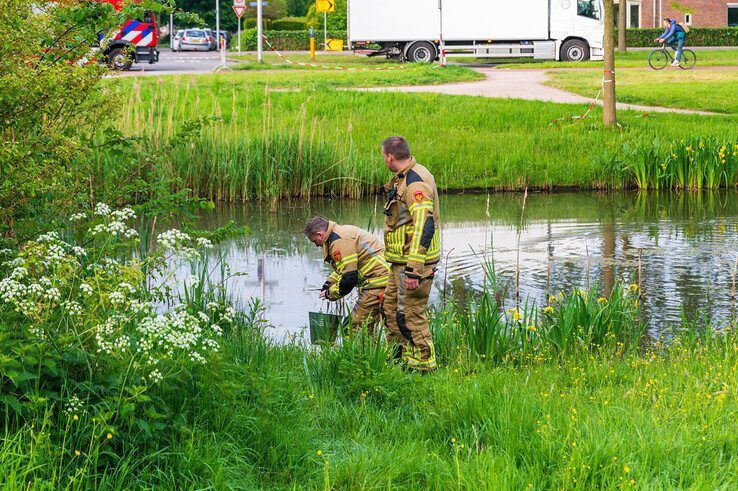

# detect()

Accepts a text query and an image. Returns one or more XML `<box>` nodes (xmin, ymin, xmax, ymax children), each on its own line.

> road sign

<box><xmin>316</xmin><ymin>0</ymin><xmax>334</xmax><ymax>13</ymax></box>
<box><xmin>234</xmin><ymin>0</ymin><xmax>246</xmax><ymax>5</ymax></box>
<box><xmin>249</xmin><ymin>1</ymin><xmax>267</xmax><ymax>5</ymax></box>
<box><xmin>232</xmin><ymin>5</ymin><xmax>246</xmax><ymax>17</ymax></box>
<box><xmin>325</xmin><ymin>38</ymin><xmax>343</xmax><ymax>51</ymax></box>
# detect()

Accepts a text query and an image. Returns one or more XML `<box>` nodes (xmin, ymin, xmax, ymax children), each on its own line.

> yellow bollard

<box><xmin>309</xmin><ymin>27</ymin><xmax>316</xmax><ymax>60</ymax></box>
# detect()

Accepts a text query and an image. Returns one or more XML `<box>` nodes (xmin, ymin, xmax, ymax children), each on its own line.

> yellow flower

<box><xmin>316</xmin><ymin>450</ymin><xmax>323</xmax><ymax>456</ymax></box>
<box><xmin>624</xmin><ymin>465</ymin><xmax>631</xmax><ymax>474</ymax></box>
<box><xmin>528</xmin><ymin>325</ymin><xmax>537</xmax><ymax>332</ymax></box>
<box><xmin>597</xmin><ymin>297</ymin><xmax>607</xmax><ymax>304</ymax></box>
<box><xmin>548</xmin><ymin>295</ymin><xmax>557</xmax><ymax>303</ymax></box>
<box><xmin>75</xmin><ymin>450</ymin><xmax>81</xmax><ymax>456</ymax></box>
<box><xmin>451</xmin><ymin>437</ymin><xmax>456</xmax><ymax>443</ymax></box>
<box><xmin>571</xmin><ymin>441</ymin><xmax>577</xmax><ymax>447</ymax></box>
<box><xmin>73</xmin><ymin>414</ymin><xmax>79</xmax><ymax>421</ymax></box>
<box><xmin>543</xmin><ymin>306</ymin><xmax>554</xmax><ymax>314</ymax></box>
<box><xmin>630</xmin><ymin>284</ymin><xmax>638</xmax><ymax>291</ymax></box>
<box><xmin>106</xmin><ymin>433</ymin><xmax>113</xmax><ymax>440</ymax></box>
<box><xmin>460</xmin><ymin>444</ymin><xmax>465</xmax><ymax>449</ymax></box>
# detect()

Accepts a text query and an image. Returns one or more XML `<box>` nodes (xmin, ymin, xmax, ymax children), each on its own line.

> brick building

<box><xmin>614</xmin><ymin>1</ymin><xmax>738</xmax><ymax>28</ymax></box>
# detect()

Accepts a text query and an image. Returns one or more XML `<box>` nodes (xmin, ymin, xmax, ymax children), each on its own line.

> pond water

<box><xmin>194</xmin><ymin>191</ymin><xmax>738</xmax><ymax>341</ymax></box>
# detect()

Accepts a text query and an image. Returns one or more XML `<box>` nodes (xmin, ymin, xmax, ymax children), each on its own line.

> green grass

<box><xmin>229</xmin><ymin>51</ymin><xmax>408</xmax><ymax>70</ymax></box>
<box><xmin>495</xmin><ymin>48</ymin><xmax>738</xmax><ymax>69</ymax></box>
<box><xmin>6</xmin><ymin>284</ymin><xmax>738</xmax><ymax>489</ymax></box>
<box><xmin>546</xmin><ymin>67</ymin><xmax>738</xmax><ymax>114</ymax></box>
<box><xmin>97</xmin><ymin>73</ymin><xmax>738</xmax><ymax>202</ymax></box>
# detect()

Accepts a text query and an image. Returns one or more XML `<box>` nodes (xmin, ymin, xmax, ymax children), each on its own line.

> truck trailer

<box><xmin>348</xmin><ymin>0</ymin><xmax>605</xmax><ymax>63</ymax></box>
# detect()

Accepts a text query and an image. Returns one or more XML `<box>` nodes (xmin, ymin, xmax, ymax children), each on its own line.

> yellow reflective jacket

<box><xmin>382</xmin><ymin>159</ymin><xmax>441</xmax><ymax>279</ymax></box>
<box><xmin>321</xmin><ymin>222</ymin><xmax>389</xmax><ymax>301</ymax></box>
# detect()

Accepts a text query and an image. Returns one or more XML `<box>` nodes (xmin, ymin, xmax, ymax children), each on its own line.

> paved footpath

<box><xmin>361</xmin><ymin>67</ymin><xmax>719</xmax><ymax>115</ymax></box>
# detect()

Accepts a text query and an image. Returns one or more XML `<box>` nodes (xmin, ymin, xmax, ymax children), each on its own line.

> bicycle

<box><xmin>648</xmin><ymin>43</ymin><xmax>696</xmax><ymax>70</ymax></box>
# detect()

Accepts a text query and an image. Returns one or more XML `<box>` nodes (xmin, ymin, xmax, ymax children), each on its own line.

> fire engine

<box><xmin>100</xmin><ymin>0</ymin><xmax>159</xmax><ymax>70</ymax></box>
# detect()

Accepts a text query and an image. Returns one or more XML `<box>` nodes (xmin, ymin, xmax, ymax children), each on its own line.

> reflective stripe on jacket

<box><xmin>322</xmin><ymin>222</ymin><xmax>389</xmax><ymax>301</ymax></box>
<box><xmin>382</xmin><ymin>159</ymin><xmax>442</xmax><ymax>279</ymax></box>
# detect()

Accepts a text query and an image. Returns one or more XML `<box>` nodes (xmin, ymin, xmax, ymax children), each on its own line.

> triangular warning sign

<box><xmin>232</xmin><ymin>5</ymin><xmax>247</xmax><ymax>17</ymax></box>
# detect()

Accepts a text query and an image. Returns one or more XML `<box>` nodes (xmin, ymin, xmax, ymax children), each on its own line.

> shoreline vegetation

<box><xmin>98</xmin><ymin>74</ymin><xmax>738</xmax><ymax>204</ymax></box>
<box><xmin>2</xmin><ymin>206</ymin><xmax>738</xmax><ymax>488</ymax></box>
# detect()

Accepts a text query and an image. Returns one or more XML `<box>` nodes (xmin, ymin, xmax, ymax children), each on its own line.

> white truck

<box><xmin>348</xmin><ymin>0</ymin><xmax>604</xmax><ymax>63</ymax></box>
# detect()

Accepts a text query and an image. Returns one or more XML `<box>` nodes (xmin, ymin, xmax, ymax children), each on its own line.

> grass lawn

<box><xmin>545</xmin><ymin>67</ymin><xmax>738</xmax><ymax>114</ymax></box>
<box><xmin>494</xmin><ymin>48</ymin><xmax>738</xmax><ymax>69</ymax></box>
<box><xmin>229</xmin><ymin>52</ymin><xmax>407</xmax><ymax>69</ymax></box>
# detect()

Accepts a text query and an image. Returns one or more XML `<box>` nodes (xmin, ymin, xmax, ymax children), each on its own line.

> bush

<box><xmin>270</xmin><ymin>16</ymin><xmax>307</xmax><ymax>30</ymax></box>
<box><xmin>616</xmin><ymin>27</ymin><xmax>738</xmax><ymax>47</ymax></box>
<box><xmin>234</xmin><ymin>28</ymin><xmax>347</xmax><ymax>51</ymax></box>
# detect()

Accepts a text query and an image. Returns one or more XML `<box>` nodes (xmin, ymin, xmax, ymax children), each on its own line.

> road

<box><xmin>112</xmin><ymin>49</ymin><xmax>238</xmax><ymax>76</ymax></box>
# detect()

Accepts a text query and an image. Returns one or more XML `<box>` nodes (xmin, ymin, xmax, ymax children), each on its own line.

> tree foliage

<box><xmin>0</xmin><ymin>0</ymin><xmax>195</xmax><ymax>246</ymax></box>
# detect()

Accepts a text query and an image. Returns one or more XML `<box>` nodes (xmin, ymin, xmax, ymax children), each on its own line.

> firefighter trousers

<box><xmin>348</xmin><ymin>287</ymin><xmax>384</xmax><ymax>337</ymax></box>
<box><xmin>382</xmin><ymin>264</ymin><xmax>437</xmax><ymax>371</ymax></box>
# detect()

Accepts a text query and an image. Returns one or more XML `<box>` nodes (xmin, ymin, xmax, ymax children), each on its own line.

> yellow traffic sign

<box><xmin>325</xmin><ymin>38</ymin><xmax>343</xmax><ymax>51</ymax></box>
<box><xmin>316</xmin><ymin>0</ymin><xmax>335</xmax><ymax>13</ymax></box>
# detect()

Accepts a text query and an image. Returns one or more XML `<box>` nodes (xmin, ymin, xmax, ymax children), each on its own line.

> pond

<box><xmin>193</xmin><ymin>191</ymin><xmax>738</xmax><ymax>341</ymax></box>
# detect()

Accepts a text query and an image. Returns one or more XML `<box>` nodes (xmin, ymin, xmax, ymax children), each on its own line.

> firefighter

<box><xmin>380</xmin><ymin>136</ymin><xmax>441</xmax><ymax>372</ymax></box>
<box><xmin>304</xmin><ymin>217</ymin><xmax>389</xmax><ymax>336</ymax></box>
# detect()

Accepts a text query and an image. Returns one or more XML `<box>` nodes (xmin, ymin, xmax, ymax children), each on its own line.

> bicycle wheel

<box><xmin>679</xmin><ymin>49</ymin><xmax>697</xmax><ymax>70</ymax></box>
<box><xmin>648</xmin><ymin>49</ymin><xmax>668</xmax><ymax>70</ymax></box>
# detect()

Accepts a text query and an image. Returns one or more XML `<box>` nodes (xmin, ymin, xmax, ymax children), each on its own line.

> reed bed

<box><xmin>94</xmin><ymin>74</ymin><xmax>738</xmax><ymax>203</ymax></box>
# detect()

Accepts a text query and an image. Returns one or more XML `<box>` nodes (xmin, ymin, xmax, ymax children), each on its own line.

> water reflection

<box><xmin>195</xmin><ymin>191</ymin><xmax>738</xmax><ymax>340</ymax></box>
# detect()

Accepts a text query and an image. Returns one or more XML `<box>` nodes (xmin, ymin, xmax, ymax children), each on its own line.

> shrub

<box><xmin>616</xmin><ymin>27</ymin><xmax>738</xmax><ymax>47</ymax></box>
<box><xmin>234</xmin><ymin>28</ymin><xmax>347</xmax><ymax>51</ymax></box>
<box><xmin>0</xmin><ymin>204</ymin><xmax>238</xmax><ymax>470</ymax></box>
<box><xmin>270</xmin><ymin>16</ymin><xmax>307</xmax><ymax>30</ymax></box>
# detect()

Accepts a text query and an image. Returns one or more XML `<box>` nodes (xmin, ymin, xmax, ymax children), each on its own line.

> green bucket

<box><xmin>308</xmin><ymin>312</ymin><xmax>343</xmax><ymax>345</ymax></box>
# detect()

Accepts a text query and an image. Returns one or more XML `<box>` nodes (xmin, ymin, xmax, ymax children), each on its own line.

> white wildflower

<box><xmin>63</xmin><ymin>300</ymin><xmax>83</xmax><ymax>316</ymax></box>
<box><xmin>148</xmin><ymin>369</ymin><xmax>163</xmax><ymax>384</ymax></box>
<box><xmin>195</xmin><ymin>237</ymin><xmax>213</xmax><ymax>249</ymax></box>
<box><xmin>79</xmin><ymin>283</ymin><xmax>93</xmax><ymax>295</ymax></box>
<box><xmin>156</xmin><ymin>229</ymin><xmax>191</xmax><ymax>249</ymax></box>
<box><xmin>70</xmin><ymin>212</ymin><xmax>88</xmax><ymax>222</ymax></box>
<box><xmin>109</xmin><ymin>291</ymin><xmax>125</xmax><ymax>306</ymax></box>
<box><xmin>94</xmin><ymin>203</ymin><xmax>111</xmax><ymax>217</ymax></box>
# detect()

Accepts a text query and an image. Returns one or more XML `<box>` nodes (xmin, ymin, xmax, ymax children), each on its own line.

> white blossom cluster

<box><xmin>135</xmin><ymin>304</ymin><xmax>222</xmax><ymax>363</ymax></box>
<box><xmin>65</xmin><ymin>395</ymin><xmax>83</xmax><ymax>414</ymax></box>
<box><xmin>90</xmin><ymin>203</ymin><xmax>138</xmax><ymax>239</ymax></box>
<box><xmin>156</xmin><ymin>229</ymin><xmax>206</xmax><ymax>261</ymax></box>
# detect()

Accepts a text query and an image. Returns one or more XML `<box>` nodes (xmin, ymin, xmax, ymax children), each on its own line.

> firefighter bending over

<box><xmin>304</xmin><ymin>217</ymin><xmax>389</xmax><ymax>336</ymax></box>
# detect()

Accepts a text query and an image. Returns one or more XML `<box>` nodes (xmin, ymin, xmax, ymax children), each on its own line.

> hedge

<box><xmin>233</xmin><ymin>29</ymin><xmax>347</xmax><ymax>51</ymax></box>
<box><xmin>616</xmin><ymin>27</ymin><xmax>738</xmax><ymax>47</ymax></box>
<box><xmin>270</xmin><ymin>16</ymin><xmax>307</xmax><ymax>30</ymax></box>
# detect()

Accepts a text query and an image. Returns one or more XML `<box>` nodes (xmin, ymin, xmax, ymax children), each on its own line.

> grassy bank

<box><xmin>99</xmin><ymin>74</ymin><xmax>738</xmax><ymax>201</ymax></box>
<box><xmin>495</xmin><ymin>48</ymin><xmax>738</xmax><ymax>69</ymax></box>
<box><xmin>5</xmin><ymin>276</ymin><xmax>738</xmax><ymax>488</ymax></box>
<box><xmin>546</xmin><ymin>68</ymin><xmax>738</xmax><ymax>114</ymax></box>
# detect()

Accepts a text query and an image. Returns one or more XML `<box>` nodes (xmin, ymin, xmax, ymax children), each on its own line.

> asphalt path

<box><xmin>112</xmin><ymin>49</ymin><xmax>238</xmax><ymax>76</ymax></box>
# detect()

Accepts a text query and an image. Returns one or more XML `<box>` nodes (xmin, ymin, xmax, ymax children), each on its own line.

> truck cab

<box><xmin>99</xmin><ymin>0</ymin><xmax>160</xmax><ymax>70</ymax></box>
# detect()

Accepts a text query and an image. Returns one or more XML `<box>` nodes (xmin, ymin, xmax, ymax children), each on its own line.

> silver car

<box><xmin>172</xmin><ymin>29</ymin><xmax>184</xmax><ymax>51</ymax></box>
<box><xmin>179</xmin><ymin>29</ymin><xmax>210</xmax><ymax>52</ymax></box>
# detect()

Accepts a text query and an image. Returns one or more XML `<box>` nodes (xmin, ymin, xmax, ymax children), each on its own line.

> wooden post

<box><xmin>603</xmin><ymin>0</ymin><xmax>617</xmax><ymax>127</ymax></box>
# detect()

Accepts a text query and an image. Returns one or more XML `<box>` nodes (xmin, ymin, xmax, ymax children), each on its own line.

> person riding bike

<box><xmin>654</xmin><ymin>18</ymin><xmax>688</xmax><ymax>67</ymax></box>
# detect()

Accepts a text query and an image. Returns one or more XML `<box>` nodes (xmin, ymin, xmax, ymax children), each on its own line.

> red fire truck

<box><xmin>100</xmin><ymin>0</ymin><xmax>159</xmax><ymax>70</ymax></box>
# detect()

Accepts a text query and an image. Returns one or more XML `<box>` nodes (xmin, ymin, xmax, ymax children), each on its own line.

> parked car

<box><xmin>178</xmin><ymin>29</ymin><xmax>210</xmax><ymax>51</ymax></box>
<box><xmin>172</xmin><ymin>29</ymin><xmax>184</xmax><ymax>51</ymax></box>
<box><xmin>203</xmin><ymin>28</ymin><xmax>217</xmax><ymax>51</ymax></box>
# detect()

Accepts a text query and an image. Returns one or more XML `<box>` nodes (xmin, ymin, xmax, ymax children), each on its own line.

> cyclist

<box><xmin>654</xmin><ymin>18</ymin><xmax>688</xmax><ymax>67</ymax></box>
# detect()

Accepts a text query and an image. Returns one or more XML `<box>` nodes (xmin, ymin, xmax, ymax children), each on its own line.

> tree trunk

<box><xmin>603</xmin><ymin>0</ymin><xmax>617</xmax><ymax>127</ymax></box>
<box><xmin>618</xmin><ymin>0</ymin><xmax>627</xmax><ymax>52</ymax></box>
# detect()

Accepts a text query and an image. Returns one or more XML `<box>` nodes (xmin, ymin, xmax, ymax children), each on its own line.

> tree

<box><xmin>603</xmin><ymin>0</ymin><xmax>617</xmax><ymax>127</ymax></box>
<box><xmin>307</xmin><ymin>0</ymin><xmax>346</xmax><ymax>30</ymax></box>
<box><xmin>618</xmin><ymin>0</ymin><xmax>627</xmax><ymax>52</ymax></box>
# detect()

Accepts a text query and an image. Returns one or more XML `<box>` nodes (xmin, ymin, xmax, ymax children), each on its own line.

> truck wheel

<box><xmin>560</xmin><ymin>39</ymin><xmax>590</xmax><ymax>62</ymax></box>
<box><xmin>406</xmin><ymin>41</ymin><xmax>436</xmax><ymax>63</ymax></box>
<box><xmin>108</xmin><ymin>48</ymin><xmax>133</xmax><ymax>71</ymax></box>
